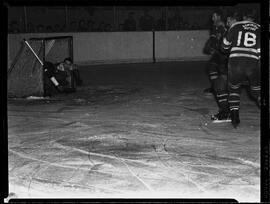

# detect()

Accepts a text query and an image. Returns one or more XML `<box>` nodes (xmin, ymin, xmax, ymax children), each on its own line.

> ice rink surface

<box><xmin>7</xmin><ymin>61</ymin><xmax>261</xmax><ymax>202</ymax></box>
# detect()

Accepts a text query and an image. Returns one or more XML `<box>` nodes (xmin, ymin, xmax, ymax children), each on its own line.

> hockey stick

<box><xmin>23</xmin><ymin>39</ymin><xmax>44</xmax><ymax>66</ymax></box>
<box><xmin>23</xmin><ymin>39</ymin><xmax>60</xmax><ymax>88</ymax></box>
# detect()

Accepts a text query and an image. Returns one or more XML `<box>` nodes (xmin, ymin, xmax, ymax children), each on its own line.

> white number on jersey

<box><xmin>237</xmin><ymin>31</ymin><xmax>257</xmax><ymax>47</ymax></box>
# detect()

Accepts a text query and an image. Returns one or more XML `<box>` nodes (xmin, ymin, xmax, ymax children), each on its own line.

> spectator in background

<box><xmin>105</xmin><ymin>23</ymin><xmax>112</xmax><ymax>32</ymax></box>
<box><xmin>183</xmin><ymin>22</ymin><xmax>189</xmax><ymax>30</ymax></box>
<box><xmin>54</xmin><ymin>24</ymin><xmax>61</xmax><ymax>32</ymax></box>
<box><xmin>178</xmin><ymin>17</ymin><xmax>184</xmax><ymax>30</ymax></box>
<box><xmin>139</xmin><ymin>10</ymin><xmax>154</xmax><ymax>31</ymax></box>
<box><xmin>155</xmin><ymin>16</ymin><xmax>165</xmax><ymax>31</ymax></box>
<box><xmin>46</xmin><ymin>25</ymin><xmax>53</xmax><ymax>32</ymax></box>
<box><xmin>98</xmin><ymin>21</ymin><xmax>106</xmax><ymax>31</ymax></box>
<box><xmin>87</xmin><ymin>20</ymin><xmax>94</xmax><ymax>31</ymax></box>
<box><xmin>119</xmin><ymin>23</ymin><xmax>124</xmax><ymax>31</ymax></box>
<box><xmin>36</xmin><ymin>24</ymin><xmax>45</xmax><ymax>33</ymax></box>
<box><xmin>9</xmin><ymin>21</ymin><xmax>20</xmax><ymax>33</ymax></box>
<box><xmin>92</xmin><ymin>22</ymin><xmax>98</xmax><ymax>31</ymax></box>
<box><xmin>62</xmin><ymin>24</ymin><xmax>67</xmax><ymax>32</ymax></box>
<box><xmin>193</xmin><ymin>22</ymin><xmax>200</xmax><ymax>30</ymax></box>
<box><xmin>168</xmin><ymin>13</ymin><xmax>183</xmax><ymax>30</ymax></box>
<box><xmin>70</xmin><ymin>21</ymin><xmax>77</xmax><ymax>32</ymax></box>
<box><xmin>27</xmin><ymin>23</ymin><xmax>35</xmax><ymax>33</ymax></box>
<box><xmin>123</xmin><ymin>12</ymin><xmax>137</xmax><ymax>31</ymax></box>
<box><xmin>78</xmin><ymin>20</ymin><xmax>88</xmax><ymax>32</ymax></box>
<box><xmin>168</xmin><ymin>14</ymin><xmax>177</xmax><ymax>30</ymax></box>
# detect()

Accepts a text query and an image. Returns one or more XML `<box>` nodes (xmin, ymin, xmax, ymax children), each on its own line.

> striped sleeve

<box><xmin>222</xmin><ymin>26</ymin><xmax>233</xmax><ymax>50</ymax></box>
<box><xmin>222</xmin><ymin>37</ymin><xmax>231</xmax><ymax>50</ymax></box>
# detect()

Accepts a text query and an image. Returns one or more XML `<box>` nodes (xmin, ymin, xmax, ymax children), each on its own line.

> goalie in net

<box><xmin>8</xmin><ymin>36</ymin><xmax>82</xmax><ymax>98</ymax></box>
<box><xmin>43</xmin><ymin>57</ymin><xmax>83</xmax><ymax>96</ymax></box>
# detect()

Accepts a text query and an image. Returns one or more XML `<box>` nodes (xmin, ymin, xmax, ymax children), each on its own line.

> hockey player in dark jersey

<box><xmin>222</xmin><ymin>9</ymin><xmax>260</xmax><ymax>128</ymax></box>
<box><xmin>55</xmin><ymin>57</ymin><xmax>83</xmax><ymax>86</ymax></box>
<box><xmin>204</xmin><ymin>10</ymin><xmax>227</xmax><ymax>94</ymax></box>
<box><xmin>43</xmin><ymin>60</ymin><xmax>77</xmax><ymax>96</ymax></box>
<box><xmin>203</xmin><ymin>10</ymin><xmax>231</xmax><ymax>123</ymax></box>
<box><xmin>43</xmin><ymin>61</ymin><xmax>65</xmax><ymax>96</ymax></box>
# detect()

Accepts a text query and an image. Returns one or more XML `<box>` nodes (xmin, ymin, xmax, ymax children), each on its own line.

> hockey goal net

<box><xmin>8</xmin><ymin>36</ymin><xmax>73</xmax><ymax>98</ymax></box>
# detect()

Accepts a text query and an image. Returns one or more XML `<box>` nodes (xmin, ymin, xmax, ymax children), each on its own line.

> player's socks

<box><xmin>231</xmin><ymin>109</ymin><xmax>240</xmax><ymax>128</ymax></box>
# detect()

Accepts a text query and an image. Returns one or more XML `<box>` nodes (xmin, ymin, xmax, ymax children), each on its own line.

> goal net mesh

<box><xmin>8</xmin><ymin>36</ymin><xmax>72</xmax><ymax>98</ymax></box>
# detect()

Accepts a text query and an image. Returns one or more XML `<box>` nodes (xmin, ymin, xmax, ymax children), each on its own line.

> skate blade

<box><xmin>212</xmin><ymin>119</ymin><xmax>232</xmax><ymax>123</ymax></box>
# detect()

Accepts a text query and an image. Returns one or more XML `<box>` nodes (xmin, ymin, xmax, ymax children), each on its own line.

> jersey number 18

<box><xmin>237</xmin><ymin>31</ymin><xmax>257</xmax><ymax>47</ymax></box>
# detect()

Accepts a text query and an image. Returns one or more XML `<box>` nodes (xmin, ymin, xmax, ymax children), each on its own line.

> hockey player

<box><xmin>204</xmin><ymin>10</ymin><xmax>227</xmax><ymax>94</ymax></box>
<box><xmin>222</xmin><ymin>9</ymin><xmax>260</xmax><ymax>128</ymax></box>
<box><xmin>43</xmin><ymin>59</ymin><xmax>78</xmax><ymax>96</ymax></box>
<box><xmin>43</xmin><ymin>61</ymin><xmax>66</xmax><ymax>96</ymax></box>
<box><xmin>203</xmin><ymin>10</ymin><xmax>231</xmax><ymax>123</ymax></box>
<box><xmin>57</xmin><ymin>57</ymin><xmax>83</xmax><ymax>86</ymax></box>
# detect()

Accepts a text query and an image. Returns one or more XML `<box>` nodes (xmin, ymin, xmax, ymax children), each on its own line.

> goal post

<box><xmin>8</xmin><ymin>36</ymin><xmax>73</xmax><ymax>98</ymax></box>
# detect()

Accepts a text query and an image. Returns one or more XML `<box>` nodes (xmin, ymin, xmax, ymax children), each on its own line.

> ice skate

<box><xmin>211</xmin><ymin>109</ymin><xmax>231</xmax><ymax>123</ymax></box>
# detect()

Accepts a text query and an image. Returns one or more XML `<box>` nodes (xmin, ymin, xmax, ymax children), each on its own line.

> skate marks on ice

<box><xmin>8</xmin><ymin>108</ymin><xmax>205</xmax><ymax>196</ymax></box>
<box><xmin>8</xmin><ymin>119</ymin><xmax>260</xmax><ymax>200</ymax></box>
<box><xmin>7</xmin><ymin>86</ymin><xmax>260</xmax><ymax>200</ymax></box>
<box><xmin>9</xmin><ymin>133</ymin><xmax>206</xmax><ymax>196</ymax></box>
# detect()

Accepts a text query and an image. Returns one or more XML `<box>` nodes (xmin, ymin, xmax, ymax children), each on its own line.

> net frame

<box><xmin>29</xmin><ymin>36</ymin><xmax>73</xmax><ymax>64</ymax></box>
<box><xmin>8</xmin><ymin>36</ymin><xmax>73</xmax><ymax>98</ymax></box>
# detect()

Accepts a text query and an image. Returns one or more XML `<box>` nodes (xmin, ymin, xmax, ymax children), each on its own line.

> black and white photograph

<box><xmin>3</xmin><ymin>0</ymin><xmax>269</xmax><ymax>203</ymax></box>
